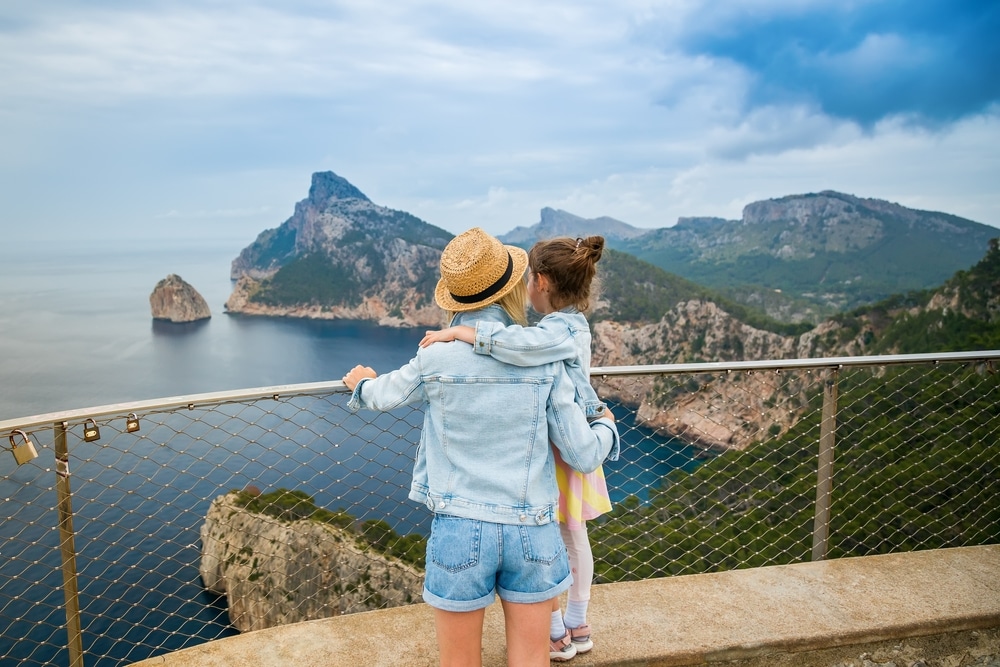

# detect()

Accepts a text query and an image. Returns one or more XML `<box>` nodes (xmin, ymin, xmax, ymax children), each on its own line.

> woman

<box><xmin>342</xmin><ymin>227</ymin><xmax>619</xmax><ymax>667</ymax></box>
<box><xmin>418</xmin><ymin>235</ymin><xmax>614</xmax><ymax>660</ymax></box>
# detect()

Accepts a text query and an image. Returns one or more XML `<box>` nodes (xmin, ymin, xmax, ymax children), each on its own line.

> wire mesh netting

<box><xmin>2</xmin><ymin>355</ymin><xmax>998</xmax><ymax>666</ymax></box>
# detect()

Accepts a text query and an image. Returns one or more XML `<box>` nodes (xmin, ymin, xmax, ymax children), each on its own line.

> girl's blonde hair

<box><xmin>528</xmin><ymin>236</ymin><xmax>604</xmax><ymax>312</ymax></box>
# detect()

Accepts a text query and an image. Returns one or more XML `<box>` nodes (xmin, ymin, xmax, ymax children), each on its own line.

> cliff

<box><xmin>199</xmin><ymin>492</ymin><xmax>423</xmax><ymax>632</ymax></box>
<box><xmin>590</xmin><ymin>238</ymin><xmax>999</xmax><ymax>450</ymax></box>
<box><xmin>591</xmin><ymin>299</ymin><xmax>822</xmax><ymax>451</ymax></box>
<box><xmin>149</xmin><ymin>274</ymin><xmax>211</xmax><ymax>323</ymax></box>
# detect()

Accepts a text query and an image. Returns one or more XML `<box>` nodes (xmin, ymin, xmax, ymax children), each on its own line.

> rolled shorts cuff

<box><xmin>423</xmin><ymin>587</ymin><xmax>495</xmax><ymax>613</ymax></box>
<box><xmin>498</xmin><ymin>571</ymin><xmax>573</xmax><ymax>605</ymax></box>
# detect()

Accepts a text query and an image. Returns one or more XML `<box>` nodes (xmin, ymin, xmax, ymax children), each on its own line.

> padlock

<box><xmin>83</xmin><ymin>418</ymin><xmax>101</xmax><ymax>442</ymax></box>
<box><xmin>9</xmin><ymin>430</ymin><xmax>39</xmax><ymax>465</ymax></box>
<box><xmin>125</xmin><ymin>413</ymin><xmax>140</xmax><ymax>433</ymax></box>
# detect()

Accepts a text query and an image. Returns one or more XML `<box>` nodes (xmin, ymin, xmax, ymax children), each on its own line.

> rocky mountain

<box><xmin>225</xmin><ymin>171</ymin><xmax>452</xmax><ymax>327</ymax></box>
<box><xmin>500</xmin><ymin>192</ymin><xmax>997</xmax><ymax>322</ymax></box>
<box><xmin>149</xmin><ymin>274</ymin><xmax>211</xmax><ymax>323</ymax></box>
<box><xmin>611</xmin><ymin>191</ymin><xmax>998</xmax><ymax>318</ymax></box>
<box><xmin>500</xmin><ymin>207</ymin><xmax>647</xmax><ymax>245</ymax></box>
<box><xmin>227</xmin><ymin>173</ymin><xmax>997</xmax><ymax>330</ymax></box>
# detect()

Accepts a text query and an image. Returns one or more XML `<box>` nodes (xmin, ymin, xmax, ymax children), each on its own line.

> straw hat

<box><xmin>434</xmin><ymin>227</ymin><xmax>529</xmax><ymax>312</ymax></box>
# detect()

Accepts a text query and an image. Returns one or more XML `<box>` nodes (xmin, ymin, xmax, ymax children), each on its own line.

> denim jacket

<box><xmin>472</xmin><ymin>308</ymin><xmax>619</xmax><ymax>461</ymax></box>
<box><xmin>347</xmin><ymin>305</ymin><xmax>619</xmax><ymax>526</ymax></box>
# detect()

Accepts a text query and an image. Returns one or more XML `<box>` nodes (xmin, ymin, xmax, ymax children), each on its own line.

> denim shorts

<box><xmin>422</xmin><ymin>514</ymin><xmax>572</xmax><ymax>612</ymax></box>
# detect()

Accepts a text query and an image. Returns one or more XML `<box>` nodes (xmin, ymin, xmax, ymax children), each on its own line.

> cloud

<box><xmin>663</xmin><ymin>0</ymin><xmax>1000</xmax><ymax>125</ymax></box>
<box><xmin>0</xmin><ymin>0</ymin><xmax>998</xmax><ymax>248</ymax></box>
<box><xmin>398</xmin><ymin>108</ymin><xmax>1000</xmax><ymax>236</ymax></box>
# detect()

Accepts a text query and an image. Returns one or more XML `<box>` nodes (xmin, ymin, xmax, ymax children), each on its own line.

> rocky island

<box><xmin>150</xmin><ymin>274</ymin><xmax>211</xmax><ymax>323</ymax></box>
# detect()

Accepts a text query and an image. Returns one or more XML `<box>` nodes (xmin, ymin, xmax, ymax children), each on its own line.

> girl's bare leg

<box><xmin>434</xmin><ymin>607</ymin><xmax>486</xmax><ymax>667</ymax></box>
<box><xmin>500</xmin><ymin>598</ymin><xmax>554</xmax><ymax>667</ymax></box>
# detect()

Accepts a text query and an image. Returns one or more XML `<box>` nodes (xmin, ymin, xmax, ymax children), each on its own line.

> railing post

<box><xmin>812</xmin><ymin>368</ymin><xmax>838</xmax><ymax>561</ymax></box>
<box><xmin>54</xmin><ymin>421</ymin><xmax>85</xmax><ymax>667</ymax></box>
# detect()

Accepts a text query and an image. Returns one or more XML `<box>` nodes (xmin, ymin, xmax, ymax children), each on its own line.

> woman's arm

<box><xmin>345</xmin><ymin>357</ymin><xmax>424</xmax><ymax>412</ymax></box>
<box><xmin>546</xmin><ymin>363</ymin><xmax>618</xmax><ymax>473</ymax></box>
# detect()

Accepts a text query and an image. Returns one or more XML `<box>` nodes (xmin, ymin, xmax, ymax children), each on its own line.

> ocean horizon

<box><xmin>1</xmin><ymin>238</ymin><xmax>433</xmax><ymax>420</ymax></box>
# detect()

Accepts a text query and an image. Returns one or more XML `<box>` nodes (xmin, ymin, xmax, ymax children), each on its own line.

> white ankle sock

<box><xmin>550</xmin><ymin>610</ymin><xmax>566</xmax><ymax>639</ymax></box>
<box><xmin>564</xmin><ymin>600</ymin><xmax>588</xmax><ymax>630</ymax></box>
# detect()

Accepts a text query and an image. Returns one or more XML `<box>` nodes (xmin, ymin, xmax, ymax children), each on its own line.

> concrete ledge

<box><xmin>130</xmin><ymin>545</ymin><xmax>1000</xmax><ymax>666</ymax></box>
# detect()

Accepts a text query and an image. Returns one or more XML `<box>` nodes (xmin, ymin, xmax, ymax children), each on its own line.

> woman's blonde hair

<box><xmin>444</xmin><ymin>276</ymin><xmax>528</xmax><ymax>326</ymax></box>
<box><xmin>496</xmin><ymin>278</ymin><xmax>529</xmax><ymax>325</ymax></box>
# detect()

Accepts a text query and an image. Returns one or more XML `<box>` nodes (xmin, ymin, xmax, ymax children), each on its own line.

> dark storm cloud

<box><xmin>676</xmin><ymin>0</ymin><xmax>1000</xmax><ymax>125</ymax></box>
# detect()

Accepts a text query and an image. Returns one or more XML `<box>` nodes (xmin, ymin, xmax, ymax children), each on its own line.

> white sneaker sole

<box><xmin>550</xmin><ymin>641</ymin><xmax>577</xmax><ymax>661</ymax></box>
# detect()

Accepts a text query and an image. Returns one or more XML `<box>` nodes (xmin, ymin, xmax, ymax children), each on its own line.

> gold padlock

<box><xmin>125</xmin><ymin>413</ymin><xmax>140</xmax><ymax>433</ymax></box>
<box><xmin>83</xmin><ymin>418</ymin><xmax>101</xmax><ymax>442</ymax></box>
<box><xmin>9</xmin><ymin>430</ymin><xmax>39</xmax><ymax>465</ymax></box>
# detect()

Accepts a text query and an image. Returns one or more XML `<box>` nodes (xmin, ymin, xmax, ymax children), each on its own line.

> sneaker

<box><xmin>549</xmin><ymin>631</ymin><xmax>577</xmax><ymax>661</ymax></box>
<box><xmin>568</xmin><ymin>624</ymin><xmax>593</xmax><ymax>654</ymax></box>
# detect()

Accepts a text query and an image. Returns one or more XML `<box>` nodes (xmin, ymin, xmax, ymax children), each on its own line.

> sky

<box><xmin>2</xmin><ymin>0</ymin><xmax>999</xmax><ymax>248</ymax></box>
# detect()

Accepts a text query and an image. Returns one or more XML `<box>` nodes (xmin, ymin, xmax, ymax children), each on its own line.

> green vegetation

<box><xmin>588</xmin><ymin>239</ymin><xmax>1000</xmax><ymax>581</ymax></box>
<box><xmin>612</xmin><ymin>193</ymin><xmax>997</xmax><ymax>319</ymax></box>
<box><xmin>232</xmin><ymin>488</ymin><xmax>427</xmax><ymax>568</ymax></box>
<box><xmin>590</xmin><ymin>362</ymin><xmax>999</xmax><ymax>581</ymax></box>
<box><xmin>835</xmin><ymin>237</ymin><xmax>1000</xmax><ymax>353</ymax></box>
<box><xmin>251</xmin><ymin>253</ymin><xmax>362</xmax><ymax>307</ymax></box>
<box><xmin>598</xmin><ymin>249</ymin><xmax>812</xmax><ymax>335</ymax></box>
<box><xmin>595</xmin><ymin>249</ymin><xmax>712</xmax><ymax>324</ymax></box>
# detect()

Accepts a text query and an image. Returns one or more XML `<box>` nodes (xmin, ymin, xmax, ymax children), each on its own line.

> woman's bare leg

<box><xmin>500</xmin><ymin>598</ymin><xmax>553</xmax><ymax>667</ymax></box>
<box><xmin>434</xmin><ymin>607</ymin><xmax>486</xmax><ymax>667</ymax></box>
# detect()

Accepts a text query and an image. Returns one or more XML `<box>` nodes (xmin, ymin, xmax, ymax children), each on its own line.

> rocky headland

<box><xmin>224</xmin><ymin>171</ymin><xmax>450</xmax><ymax>328</ymax></box>
<box><xmin>199</xmin><ymin>491</ymin><xmax>423</xmax><ymax>632</ymax></box>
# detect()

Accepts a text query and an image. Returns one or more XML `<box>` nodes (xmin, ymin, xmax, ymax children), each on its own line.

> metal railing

<box><xmin>2</xmin><ymin>352</ymin><xmax>998</xmax><ymax>666</ymax></box>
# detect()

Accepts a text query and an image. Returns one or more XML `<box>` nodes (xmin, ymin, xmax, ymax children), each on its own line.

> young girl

<box><xmin>419</xmin><ymin>235</ymin><xmax>615</xmax><ymax>662</ymax></box>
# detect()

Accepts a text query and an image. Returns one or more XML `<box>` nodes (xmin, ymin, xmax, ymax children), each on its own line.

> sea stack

<box><xmin>150</xmin><ymin>274</ymin><xmax>212</xmax><ymax>323</ymax></box>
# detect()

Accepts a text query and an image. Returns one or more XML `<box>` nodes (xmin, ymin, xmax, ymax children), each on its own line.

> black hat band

<box><xmin>450</xmin><ymin>252</ymin><xmax>514</xmax><ymax>304</ymax></box>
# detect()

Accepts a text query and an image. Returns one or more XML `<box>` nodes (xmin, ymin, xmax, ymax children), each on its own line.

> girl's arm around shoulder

<box><xmin>418</xmin><ymin>326</ymin><xmax>475</xmax><ymax>348</ymax></box>
<box><xmin>473</xmin><ymin>315</ymin><xmax>576</xmax><ymax>366</ymax></box>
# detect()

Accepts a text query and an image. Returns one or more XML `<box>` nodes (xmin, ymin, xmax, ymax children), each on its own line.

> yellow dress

<box><xmin>552</xmin><ymin>446</ymin><xmax>612</xmax><ymax>529</ymax></box>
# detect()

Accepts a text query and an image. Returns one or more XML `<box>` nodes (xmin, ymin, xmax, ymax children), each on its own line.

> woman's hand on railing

<box><xmin>342</xmin><ymin>365</ymin><xmax>377</xmax><ymax>391</ymax></box>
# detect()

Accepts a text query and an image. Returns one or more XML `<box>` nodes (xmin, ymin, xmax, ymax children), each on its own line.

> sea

<box><xmin>0</xmin><ymin>238</ymin><xmax>702</xmax><ymax>665</ymax></box>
